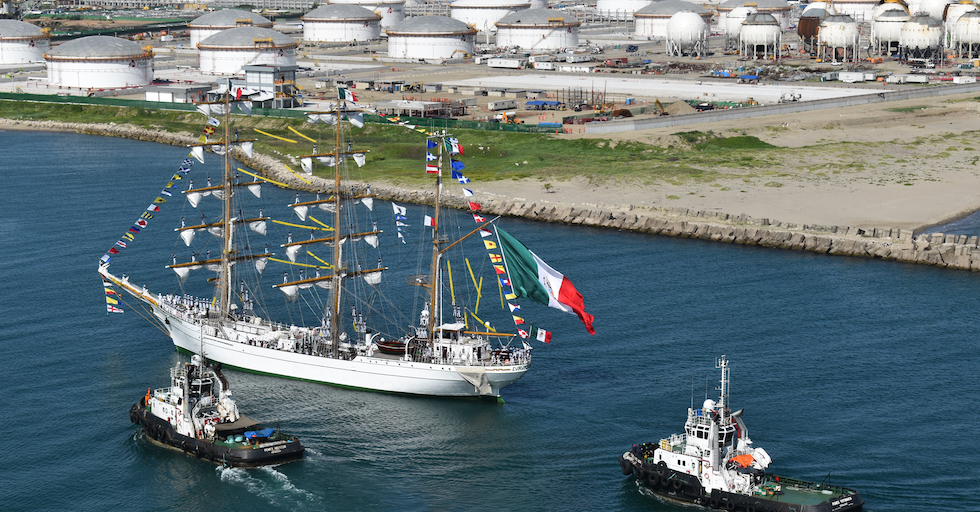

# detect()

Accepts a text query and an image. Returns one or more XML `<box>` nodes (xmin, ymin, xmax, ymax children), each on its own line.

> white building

<box><xmin>0</xmin><ymin>19</ymin><xmax>49</xmax><ymax>65</ymax></box>
<box><xmin>45</xmin><ymin>36</ymin><xmax>152</xmax><ymax>89</ymax></box>
<box><xmin>302</xmin><ymin>4</ymin><xmax>382</xmax><ymax>42</ymax></box>
<box><xmin>451</xmin><ymin>0</ymin><xmax>531</xmax><ymax>33</ymax></box>
<box><xmin>495</xmin><ymin>9</ymin><xmax>580</xmax><ymax>49</ymax></box>
<box><xmin>198</xmin><ymin>27</ymin><xmax>298</xmax><ymax>75</ymax></box>
<box><xmin>328</xmin><ymin>0</ymin><xmax>406</xmax><ymax>28</ymax></box>
<box><xmin>188</xmin><ymin>10</ymin><xmax>273</xmax><ymax>48</ymax></box>
<box><xmin>635</xmin><ymin>0</ymin><xmax>713</xmax><ymax>39</ymax></box>
<box><xmin>386</xmin><ymin>15</ymin><xmax>476</xmax><ymax>60</ymax></box>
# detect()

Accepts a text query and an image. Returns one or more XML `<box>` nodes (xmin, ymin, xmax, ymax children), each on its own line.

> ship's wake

<box><xmin>216</xmin><ymin>465</ymin><xmax>321</xmax><ymax>507</ymax></box>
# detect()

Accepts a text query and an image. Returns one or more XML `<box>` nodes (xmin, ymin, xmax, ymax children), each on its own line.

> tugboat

<box><xmin>618</xmin><ymin>356</ymin><xmax>864</xmax><ymax>512</ymax></box>
<box><xmin>129</xmin><ymin>355</ymin><xmax>304</xmax><ymax>467</ymax></box>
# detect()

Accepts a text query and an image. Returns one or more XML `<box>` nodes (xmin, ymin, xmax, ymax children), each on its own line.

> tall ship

<box><xmin>619</xmin><ymin>356</ymin><xmax>864</xmax><ymax>512</ymax></box>
<box><xmin>98</xmin><ymin>86</ymin><xmax>593</xmax><ymax>399</ymax></box>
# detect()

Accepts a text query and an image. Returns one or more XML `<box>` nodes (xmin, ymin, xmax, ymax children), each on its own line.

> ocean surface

<box><xmin>2</xmin><ymin>129</ymin><xmax>978</xmax><ymax>512</ymax></box>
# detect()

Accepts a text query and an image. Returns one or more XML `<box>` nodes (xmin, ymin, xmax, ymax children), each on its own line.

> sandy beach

<box><xmin>456</xmin><ymin>91</ymin><xmax>980</xmax><ymax>232</ymax></box>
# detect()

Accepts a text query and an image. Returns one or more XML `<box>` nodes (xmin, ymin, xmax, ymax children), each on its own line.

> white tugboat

<box><xmin>129</xmin><ymin>355</ymin><xmax>304</xmax><ymax>467</ymax></box>
<box><xmin>619</xmin><ymin>356</ymin><xmax>863</xmax><ymax>512</ymax></box>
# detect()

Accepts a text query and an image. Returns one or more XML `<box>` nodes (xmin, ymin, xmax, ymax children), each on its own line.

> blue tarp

<box><xmin>525</xmin><ymin>100</ymin><xmax>562</xmax><ymax>106</ymax></box>
<box><xmin>244</xmin><ymin>428</ymin><xmax>275</xmax><ymax>439</ymax></box>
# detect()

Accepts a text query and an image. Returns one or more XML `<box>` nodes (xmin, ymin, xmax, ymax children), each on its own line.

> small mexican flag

<box><xmin>496</xmin><ymin>226</ymin><xmax>594</xmax><ymax>335</ymax></box>
<box><xmin>339</xmin><ymin>87</ymin><xmax>357</xmax><ymax>102</ymax></box>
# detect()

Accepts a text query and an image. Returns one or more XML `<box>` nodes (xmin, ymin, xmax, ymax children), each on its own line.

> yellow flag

<box><xmin>484</xmin><ymin>240</ymin><xmax>497</xmax><ymax>250</ymax></box>
<box><xmin>106</xmin><ymin>297</ymin><xmax>118</xmax><ymax>305</ymax></box>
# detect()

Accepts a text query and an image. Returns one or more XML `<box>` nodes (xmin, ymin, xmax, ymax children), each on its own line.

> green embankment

<box><xmin>0</xmin><ymin>101</ymin><xmax>779</xmax><ymax>186</ymax></box>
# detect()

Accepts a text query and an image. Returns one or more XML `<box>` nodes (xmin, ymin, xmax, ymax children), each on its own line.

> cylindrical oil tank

<box><xmin>302</xmin><ymin>5</ymin><xmax>382</xmax><ymax>42</ymax></box>
<box><xmin>45</xmin><ymin>36</ymin><xmax>153</xmax><ymax>88</ymax></box>
<box><xmin>496</xmin><ymin>9</ymin><xmax>580</xmax><ymax>49</ymax></box>
<box><xmin>188</xmin><ymin>10</ymin><xmax>272</xmax><ymax>48</ymax></box>
<box><xmin>0</xmin><ymin>19</ymin><xmax>50</xmax><ymax>65</ymax></box>
<box><xmin>596</xmin><ymin>0</ymin><xmax>655</xmax><ymax>19</ymax></box>
<box><xmin>329</xmin><ymin>0</ymin><xmax>406</xmax><ymax>29</ymax></box>
<box><xmin>386</xmin><ymin>15</ymin><xmax>477</xmax><ymax>59</ymax></box>
<box><xmin>197</xmin><ymin>27</ymin><xmax>298</xmax><ymax>74</ymax></box>
<box><xmin>451</xmin><ymin>0</ymin><xmax>531</xmax><ymax>33</ymax></box>
<box><xmin>635</xmin><ymin>0</ymin><xmax>713</xmax><ymax>38</ymax></box>
<box><xmin>666</xmin><ymin>10</ymin><xmax>708</xmax><ymax>54</ymax></box>
<box><xmin>798</xmin><ymin>1</ymin><xmax>836</xmax><ymax>40</ymax></box>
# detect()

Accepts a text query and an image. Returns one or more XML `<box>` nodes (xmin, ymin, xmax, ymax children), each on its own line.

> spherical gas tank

<box><xmin>740</xmin><ymin>12</ymin><xmax>781</xmax><ymax>45</ymax></box>
<box><xmin>667</xmin><ymin>11</ymin><xmax>709</xmax><ymax>45</ymax></box>
<box><xmin>900</xmin><ymin>14</ymin><xmax>944</xmax><ymax>47</ymax></box>
<box><xmin>819</xmin><ymin>14</ymin><xmax>860</xmax><ymax>46</ymax></box>
<box><xmin>953</xmin><ymin>9</ymin><xmax>980</xmax><ymax>42</ymax></box>
<box><xmin>725</xmin><ymin>5</ymin><xmax>757</xmax><ymax>38</ymax></box>
<box><xmin>874</xmin><ymin>9</ymin><xmax>912</xmax><ymax>41</ymax></box>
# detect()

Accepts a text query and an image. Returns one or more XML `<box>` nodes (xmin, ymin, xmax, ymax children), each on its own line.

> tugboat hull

<box><xmin>129</xmin><ymin>402</ymin><xmax>304</xmax><ymax>468</ymax></box>
<box><xmin>620</xmin><ymin>449</ymin><xmax>864</xmax><ymax>512</ymax></box>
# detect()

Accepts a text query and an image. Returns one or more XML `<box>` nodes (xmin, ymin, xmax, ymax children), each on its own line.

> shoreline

<box><xmin>7</xmin><ymin>117</ymin><xmax>980</xmax><ymax>273</ymax></box>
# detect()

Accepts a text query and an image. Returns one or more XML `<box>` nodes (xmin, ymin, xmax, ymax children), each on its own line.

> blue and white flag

<box><xmin>462</xmin><ymin>188</ymin><xmax>474</xmax><ymax>197</ymax></box>
<box><xmin>451</xmin><ymin>170</ymin><xmax>470</xmax><ymax>184</ymax></box>
<box><xmin>426</xmin><ymin>152</ymin><xmax>437</xmax><ymax>161</ymax></box>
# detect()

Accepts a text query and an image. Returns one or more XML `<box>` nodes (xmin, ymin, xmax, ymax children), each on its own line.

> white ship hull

<box><xmin>158</xmin><ymin>308</ymin><xmax>529</xmax><ymax>398</ymax></box>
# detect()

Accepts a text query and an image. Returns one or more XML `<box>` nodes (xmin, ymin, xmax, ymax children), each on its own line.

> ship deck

<box><xmin>762</xmin><ymin>477</ymin><xmax>851</xmax><ymax>506</ymax></box>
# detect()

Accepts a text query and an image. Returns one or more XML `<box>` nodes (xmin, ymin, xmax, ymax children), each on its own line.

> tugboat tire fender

<box><xmin>659</xmin><ymin>475</ymin><xmax>670</xmax><ymax>487</ymax></box>
<box><xmin>726</xmin><ymin>502</ymin><xmax>736</xmax><ymax>511</ymax></box>
<box><xmin>672</xmin><ymin>479</ymin><xmax>684</xmax><ymax>490</ymax></box>
<box><xmin>708</xmin><ymin>498</ymin><xmax>720</xmax><ymax>509</ymax></box>
<box><xmin>620</xmin><ymin>455</ymin><xmax>633</xmax><ymax>476</ymax></box>
<box><xmin>644</xmin><ymin>472</ymin><xmax>659</xmax><ymax>488</ymax></box>
<box><xmin>746</xmin><ymin>506</ymin><xmax>756</xmax><ymax>512</ymax></box>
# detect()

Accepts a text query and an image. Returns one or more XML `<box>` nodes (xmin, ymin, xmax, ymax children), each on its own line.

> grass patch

<box><xmin>888</xmin><ymin>106</ymin><xmax>929</xmax><ymax>113</ymax></box>
<box><xmin>764</xmin><ymin>181</ymin><xmax>783</xmax><ymax>187</ymax></box>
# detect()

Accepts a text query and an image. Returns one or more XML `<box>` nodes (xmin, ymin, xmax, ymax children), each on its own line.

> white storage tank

<box><xmin>872</xmin><ymin>0</ymin><xmax>910</xmax><ymax>19</ymax></box>
<box><xmin>666</xmin><ymin>11</ymin><xmax>708</xmax><ymax>57</ymax></box>
<box><xmin>818</xmin><ymin>14</ymin><xmax>860</xmax><ymax>62</ymax></box>
<box><xmin>386</xmin><ymin>15</ymin><xmax>477</xmax><ymax>60</ymax></box>
<box><xmin>496</xmin><ymin>9</ymin><xmax>580</xmax><ymax>49</ymax></box>
<box><xmin>635</xmin><ymin>0</ymin><xmax>713</xmax><ymax>39</ymax></box>
<box><xmin>328</xmin><ymin>0</ymin><xmax>406</xmax><ymax>29</ymax></box>
<box><xmin>45</xmin><ymin>36</ymin><xmax>152</xmax><ymax>89</ymax></box>
<box><xmin>872</xmin><ymin>9</ymin><xmax>911</xmax><ymax>54</ymax></box>
<box><xmin>188</xmin><ymin>9</ymin><xmax>272</xmax><ymax>49</ymax></box>
<box><xmin>198</xmin><ymin>27</ymin><xmax>298</xmax><ymax>75</ymax></box>
<box><xmin>596</xmin><ymin>0</ymin><xmax>655</xmax><ymax>19</ymax></box>
<box><xmin>832</xmin><ymin>0</ymin><xmax>878</xmax><ymax>21</ymax></box>
<box><xmin>944</xmin><ymin>0</ymin><xmax>979</xmax><ymax>36</ymax></box>
<box><xmin>302</xmin><ymin>4</ymin><xmax>382</xmax><ymax>42</ymax></box>
<box><xmin>917</xmin><ymin>0</ymin><xmax>953</xmax><ymax>18</ymax></box>
<box><xmin>739</xmin><ymin>12</ymin><xmax>782</xmax><ymax>58</ymax></box>
<box><xmin>899</xmin><ymin>14</ymin><xmax>944</xmax><ymax>60</ymax></box>
<box><xmin>0</xmin><ymin>19</ymin><xmax>50</xmax><ymax>65</ymax></box>
<box><xmin>797</xmin><ymin>1</ymin><xmax>835</xmax><ymax>53</ymax></box>
<box><xmin>451</xmin><ymin>0</ymin><xmax>530</xmax><ymax>33</ymax></box>
<box><xmin>724</xmin><ymin>5</ymin><xmax>757</xmax><ymax>47</ymax></box>
<box><xmin>951</xmin><ymin>10</ymin><xmax>980</xmax><ymax>55</ymax></box>
<box><xmin>719</xmin><ymin>0</ymin><xmax>791</xmax><ymax>29</ymax></box>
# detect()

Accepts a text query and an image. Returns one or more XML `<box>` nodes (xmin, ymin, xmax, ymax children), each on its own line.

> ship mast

<box><xmin>217</xmin><ymin>86</ymin><xmax>233</xmax><ymax>319</ymax></box>
<box><xmin>717</xmin><ymin>355</ymin><xmax>730</xmax><ymax>419</ymax></box>
<box><xmin>426</xmin><ymin>135</ymin><xmax>444</xmax><ymax>344</ymax></box>
<box><xmin>329</xmin><ymin>98</ymin><xmax>343</xmax><ymax>358</ymax></box>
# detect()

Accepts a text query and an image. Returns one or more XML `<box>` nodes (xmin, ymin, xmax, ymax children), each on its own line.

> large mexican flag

<box><xmin>496</xmin><ymin>227</ymin><xmax>595</xmax><ymax>335</ymax></box>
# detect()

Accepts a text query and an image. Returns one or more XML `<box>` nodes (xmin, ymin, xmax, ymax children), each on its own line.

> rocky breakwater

<box><xmin>365</xmin><ymin>188</ymin><xmax>980</xmax><ymax>273</ymax></box>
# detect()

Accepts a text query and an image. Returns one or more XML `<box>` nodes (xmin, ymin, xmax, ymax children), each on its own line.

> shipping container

<box><xmin>487</xmin><ymin>99</ymin><xmax>519</xmax><ymax>111</ymax></box>
<box><xmin>839</xmin><ymin>71</ymin><xmax>866</xmax><ymax>83</ymax></box>
<box><xmin>487</xmin><ymin>58</ymin><xmax>526</xmax><ymax>69</ymax></box>
<box><xmin>533</xmin><ymin>61</ymin><xmax>555</xmax><ymax>70</ymax></box>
